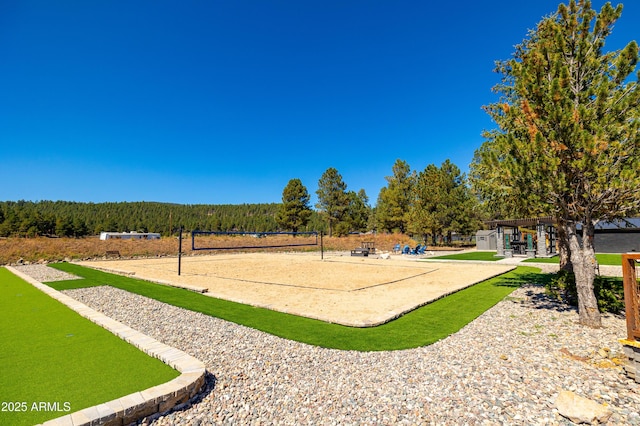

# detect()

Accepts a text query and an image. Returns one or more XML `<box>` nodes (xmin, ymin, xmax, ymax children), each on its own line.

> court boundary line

<box><xmin>104</xmin><ymin>259</ymin><xmax>442</xmax><ymax>293</ymax></box>
<box><xmin>194</xmin><ymin>268</ymin><xmax>441</xmax><ymax>292</ymax></box>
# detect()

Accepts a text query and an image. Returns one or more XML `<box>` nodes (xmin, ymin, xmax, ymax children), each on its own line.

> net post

<box><xmin>320</xmin><ymin>230</ymin><xmax>324</xmax><ymax>260</ymax></box>
<box><xmin>178</xmin><ymin>227</ymin><xmax>183</xmax><ymax>276</ymax></box>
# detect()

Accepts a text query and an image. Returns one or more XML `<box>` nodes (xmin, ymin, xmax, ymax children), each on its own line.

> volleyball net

<box><xmin>191</xmin><ymin>230</ymin><xmax>321</xmax><ymax>251</ymax></box>
<box><xmin>178</xmin><ymin>230</ymin><xmax>323</xmax><ymax>275</ymax></box>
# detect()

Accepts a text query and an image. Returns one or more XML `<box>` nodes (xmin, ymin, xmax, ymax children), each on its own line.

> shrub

<box><xmin>594</xmin><ymin>276</ymin><xmax>625</xmax><ymax>314</ymax></box>
<box><xmin>544</xmin><ymin>270</ymin><xmax>624</xmax><ymax>314</ymax></box>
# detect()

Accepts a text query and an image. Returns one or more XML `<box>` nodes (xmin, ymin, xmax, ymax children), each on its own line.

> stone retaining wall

<box><xmin>6</xmin><ymin>266</ymin><xmax>207</xmax><ymax>426</ymax></box>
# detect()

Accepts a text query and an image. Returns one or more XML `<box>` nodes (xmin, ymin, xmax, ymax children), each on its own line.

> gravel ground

<box><xmin>14</xmin><ymin>263</ymin><xmax>83</xmax><ymax>282</ymax></box>
<box><xmin>13</xmin><ymin>264</ymin><xmax>640</xmax><ymax>425</ymax></box>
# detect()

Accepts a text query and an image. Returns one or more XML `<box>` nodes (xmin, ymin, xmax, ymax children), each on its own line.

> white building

<box><xmin>99</xmin><ymin>231</ymin><xmax>161</xmax><ymax>240</ymax></box>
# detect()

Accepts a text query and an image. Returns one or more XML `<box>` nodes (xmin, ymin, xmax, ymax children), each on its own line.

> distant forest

<box><xmin>0</xmin><ymin>160</ymin><xmax>484</xmax><ymax>241</ymax></box>
<box><xmin>0</xmin><ymin>200</ymin><xmax>326</xmax><ymax>238</ymax></box>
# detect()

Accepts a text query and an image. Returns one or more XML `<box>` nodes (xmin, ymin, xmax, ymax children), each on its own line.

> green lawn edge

<box><xmin>430</xmin><ymin>251</ymin><xmax>500</xmax><ymax>261</ymax></box>
<box><xmin>431</xmin><ymin>251</ymin><xmax>623</xmax><ymax>266</ymax></box>
<box><xmin>48</xmin><ymin>263</ymin><xmax>541</xmax><ymax>352</ymax></box>
<box><xmin>524</xmin><ymin>253</ymin><xmax>622</xmax><ymax>266</ymax></box>
<box><xmin>0</xmin><ymin>268</ymin><xmax>180</xmax><ymax>426</ymax></box>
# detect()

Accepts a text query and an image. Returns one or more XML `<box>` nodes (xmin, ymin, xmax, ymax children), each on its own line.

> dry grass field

<box><xmin>0</xmin><ymin>233</ymin><xmax>464</xmax><ymax>265</ymax></box>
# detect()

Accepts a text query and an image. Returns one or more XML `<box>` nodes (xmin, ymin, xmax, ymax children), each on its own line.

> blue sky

<box><xmin>1</xmin><ymin>1</ymin><xmax>638</xmax><ymax>206</ymax></box>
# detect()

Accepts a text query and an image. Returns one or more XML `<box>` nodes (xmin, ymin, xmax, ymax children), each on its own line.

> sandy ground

<box><xmin>78</xmin><ymin>252</ymin><xmax>515</xmax><ymax>327</ymax></box>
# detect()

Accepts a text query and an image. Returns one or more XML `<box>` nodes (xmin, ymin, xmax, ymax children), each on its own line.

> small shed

<box><xmin>476</xmin><ymin>230</ymin><xmax>497</xmax><ymax>251</ymax></box>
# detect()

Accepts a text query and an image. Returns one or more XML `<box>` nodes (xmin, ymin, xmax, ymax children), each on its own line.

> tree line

<box><xmin>0</xmin><ymin>200</ymin><xmax>293</xmax><ymax>237</ymax></box>
<box><xmin>276</xmin><ymin>159</ymin><xmax>482</xmax><ymax>241</ymax></box>
<box><xmin>0</xmin><ymin>156</ymin><xmax>481</xmax><ymax>243</ymax></box>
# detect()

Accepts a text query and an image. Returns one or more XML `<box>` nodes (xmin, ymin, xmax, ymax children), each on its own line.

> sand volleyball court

<box><xmin>79</xmin><ymin>253</ymin><xmax>515</xmax><ymax>327</ymax></box>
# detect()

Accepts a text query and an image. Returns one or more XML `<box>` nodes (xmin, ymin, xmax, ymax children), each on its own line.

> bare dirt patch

<box><xmin>79</xmin><ymin>252</ymin><xmax>514</xmax><ymax>327</ymax></box>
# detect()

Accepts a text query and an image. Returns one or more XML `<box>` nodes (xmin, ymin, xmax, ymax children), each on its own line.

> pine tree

<box><xmin>410</xmin><ymin>160</ymin><xmax>479</xmax><ymax>244</ymax></box>
<box><xmin>375</xmin><ymin>159</ymin><xmax>415</xmax><ymax>233</ymax></box>
<box><xmin>315</xmin><ymin>168</ymin><xmax>349</xmax><ymax>237</ymax></box>
<box><xmin>275</xmin><ymin>178</ymin><xmax>312</xmax><ymax>232</ymax></box>
<box><xmin>346</xmin><ymin>189</ymin><xmax>371</xmax><ymax>233</ymax></box>
<box><xmin>471</xmin><ymin>0</ymin><xmax>640</xmax><ymax>327</ymax></box>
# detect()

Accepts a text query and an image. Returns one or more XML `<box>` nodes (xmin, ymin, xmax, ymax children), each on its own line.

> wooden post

<box><xmin>620</xmin><ymin>253</ymin><xmax>640</xmax><ymax>383</ymax></box>
<box><xmin>622</xmin><ymin>253</ymin><xmax>640</xmax><ymax>340</ymax></box>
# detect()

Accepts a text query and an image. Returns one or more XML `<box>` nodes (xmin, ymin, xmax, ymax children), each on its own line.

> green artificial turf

<box><xmin>0</xmin><ymin>268</ymin><xmax>180</xmax><ymax>426</ymax></box>
<box><xmin>430</xmin><ymin>251</ymin><xmax>500</xmax><ymax>261</ymax></box>
<box><xmin>48</xmin><ymin>262</ymin><xmax>539</xmax><ymax>352</ymax></box>
<box><xmin>524</xmin><ymin>253</ymin><xmax>622</xmax><ymax>266</ymax></box>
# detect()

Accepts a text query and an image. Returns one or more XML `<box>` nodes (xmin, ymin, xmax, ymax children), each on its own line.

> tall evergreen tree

<box><xmin>470</xmin><ymin>0</ymin><xmax>640</xmax><ymax>327</ymax></box>
<box><xmin>375</xmin><ymin>159</ymin><xmax>415</xmax><ymax>233</ymax></box>
<box><xmin>315</xmin><ymin>167</ymin><xmax>349</xmax><ymax>237</ymax></box>
<box><xmin>409</xmin><ymin>164</ymin><xmax>442</xmax><ymax>243</ymax></box>
<box><xmin>276</xmin><ymin>178</ymin><xmax>312</xmax><ymax>232</ymax></box>
<box><xmin>346</xmin><ymin>189</ymin><xmax>371</xmax><ymax>233</ymax></box>
<box><xmin>410</xmin><ymin>160</ymin><xmax>480</xmax><ymax>244</ymax></box>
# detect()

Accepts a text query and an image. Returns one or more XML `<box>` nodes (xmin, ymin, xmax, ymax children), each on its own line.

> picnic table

<box><xmin>350</xmin><ymin>247</ymin><xmax>369</xmax><ymax>257</ymax></box>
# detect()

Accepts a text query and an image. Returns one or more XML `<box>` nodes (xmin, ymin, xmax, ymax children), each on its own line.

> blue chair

<box><xmin>402</xmin><ymin>245</ymin><xmax>411</xmax><ymax>254</ymax></box>
<box><xmin>393</xmin><ymin>243</ymin><xmax>401</xmax><ymax>253</ymax></box>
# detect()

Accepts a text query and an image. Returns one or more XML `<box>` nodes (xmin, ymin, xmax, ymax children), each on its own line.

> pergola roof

<box><xmin>486</xmin><ymin>216</ymin><xmax>556</xmax><ymax>229</ymax></box>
